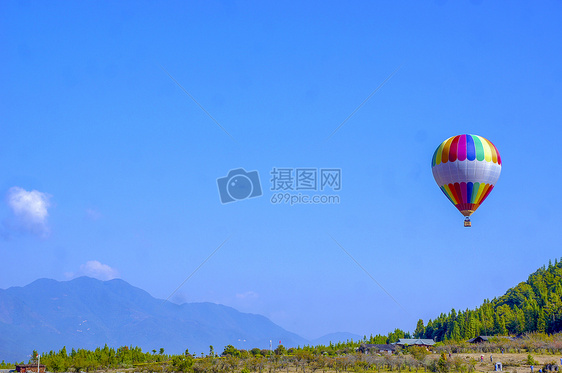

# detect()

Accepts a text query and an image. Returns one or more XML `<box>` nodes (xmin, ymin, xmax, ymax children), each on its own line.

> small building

<box><xmin>16</xmin><ymin>365</ymin><xmax>45</xmax><ymax>373</ymax></box>
<box><xmin>468</xmin><ymin>336</ymin><xmax>492</xmax><ymax>343</ymax></box>
<box><xmin>357</xmin><ymin>344</ymin><xmax>396</xmax><ymax>354</ymax></box>
<box><xmin>467</xmin><ymin>336</ymin><xmax>514</xmax><ymax>343</ymax></box>
<box><xmin>394</xmin><ymin>338</ymin><xmax>435</xmax><ymax>348</ymax></box>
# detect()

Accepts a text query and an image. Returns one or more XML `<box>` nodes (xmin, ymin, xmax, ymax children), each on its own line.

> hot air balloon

<box><xmin>431</xmin><ymin>134</ymin><xmax>501</xmax><ymax>227</ymax></box>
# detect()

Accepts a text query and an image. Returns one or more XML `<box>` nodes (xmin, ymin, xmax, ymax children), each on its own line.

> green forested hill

<box><xmin>414</xmin><ymin>259</ymin><xmax>562</xmax><ymax>341</ymax></box>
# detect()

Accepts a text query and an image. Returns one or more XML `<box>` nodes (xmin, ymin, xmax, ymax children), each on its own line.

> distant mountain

<box><xmin>311</xmin><ymin>332</ymin><xmax>363</xmax><ymax>346</ymax></box>
<box><xmin>0</xmin><ymin>277</ymin><xmax>308</xmax><ymax>362</ymax></box>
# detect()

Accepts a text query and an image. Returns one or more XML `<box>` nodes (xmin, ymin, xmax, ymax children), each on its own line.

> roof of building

<box><xmin>357</xmin><ymin>344</ymin><xmax>397</xmax><ymax>353</ymax></box>
<box><xmin>467</xmin><ymin>336</ymin><xmax>493</xmax><ymax>343</ymax></box>
<box><xmin>394</xmin><ymin>338</ymin><xmax>435</xmax><ymax>346</ymax></box>
<box><xmin>467</xmin><ymin>335</ymin><xmax>514</xmax><ymax>343</ymax></box>
<box><xmin>15</xmin><ymin>365</ymin><xmax>46</xmax><ymax>368</ymax></box>
<box><xmin>360</xmin><ymin>344</ymin><xmax>396</xmax><ymax>350</ymax></box>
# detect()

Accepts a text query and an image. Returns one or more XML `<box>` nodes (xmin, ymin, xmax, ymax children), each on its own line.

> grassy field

<box><xmin>450</xmin><ymin>353</ymin><xmax>561</xmax><ymax>373</ymax></box>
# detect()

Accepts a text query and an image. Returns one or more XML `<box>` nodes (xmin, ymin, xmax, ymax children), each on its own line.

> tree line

<box><xmin>20</xmin><ymin>333</ymin><xmax>562</xmax><ymax>373</ymax></box>
<box><xmin>413</xmin><ymin>258</ymin><xmax>562</xmax><ymax>341</ymax></box>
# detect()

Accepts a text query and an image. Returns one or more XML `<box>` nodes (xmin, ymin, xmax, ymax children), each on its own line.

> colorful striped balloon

<box><xmin>431</xmin><ymin>134</ymin><xmax>501</xmax><ymax>224</ymax></box>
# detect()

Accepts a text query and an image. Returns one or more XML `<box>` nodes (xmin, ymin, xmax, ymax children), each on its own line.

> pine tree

<box><xmin>464</xmin><ymin>312</ymin><xmax>475</xmax><ymax>339</ymax></box>
<box><xmin>425</xmin><ymin>320</ymin><xmax>434</xmax><ymax>339</ymax></box>
<box><xmin>537</xmin><ymin>309</ymin><xmax>547</xmax><ymax>333</ymax></box>
<box><xmin>414</xmin><ymin>319</ymin><xmax>425</xmax><ymax>338</ymax></box>
<box><xmin>450</xmin><ymin>319</ymin><xmax>461</xmax><ymax>341</ymax></box>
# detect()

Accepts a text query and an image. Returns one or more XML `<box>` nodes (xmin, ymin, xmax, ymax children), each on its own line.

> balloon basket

<box><xmin>464</xmin><ymin>217</ymin><xmax>471</xmax><ymax>227</ymax></box>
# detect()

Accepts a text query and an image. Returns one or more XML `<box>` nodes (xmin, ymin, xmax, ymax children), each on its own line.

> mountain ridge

<box><xmin>0</xmin><ymin>276</ymin><xmax>309</xmax><ymax>362</ymax></box>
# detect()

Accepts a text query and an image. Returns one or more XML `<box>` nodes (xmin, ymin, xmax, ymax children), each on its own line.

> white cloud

<box><xmin>6</xmin><ymin>186</ymin><xmax>52</xmax><ymax>236</ymax></box>
<box><xmin>225</xmin><ymin>291</ymin><xmax>262</xmax><ymax>314</ymax></box>
<box><xmin>235</xmin><ymin>291</ymin><xmax>259</xmax><ymax>300</ymax></box>
<box><xmin>85</xmin><ymin>208</ymin><xmax>102</xmax><ymax>220</ymax></box>
<box><xmin>66</xmin><ymin>260</ymin><xmax>120</xmax><ymax>281</ymax></box>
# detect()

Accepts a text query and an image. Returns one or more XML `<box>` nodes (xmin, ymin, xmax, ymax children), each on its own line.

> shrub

<box><xmin>409</xmin><ymin>346</ymin><xmax>430</xmax><ymax>362</ymax></box>
<box><xmin>527</xmin><ymin>354</ymin><xmax>538</xmax><ymax>365</ymax></box>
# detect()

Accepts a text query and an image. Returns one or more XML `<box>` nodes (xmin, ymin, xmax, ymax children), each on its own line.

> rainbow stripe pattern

<box><xmin>431</xmin><ymin>134</ymin><xmax>501</xmax><ymax>217</ymax></box>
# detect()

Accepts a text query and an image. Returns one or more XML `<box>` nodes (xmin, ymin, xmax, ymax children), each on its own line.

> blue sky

<box><xmin>1</xmin><ymin>1</ymin><xmax>561</xmax><ymax>342</ymax></box>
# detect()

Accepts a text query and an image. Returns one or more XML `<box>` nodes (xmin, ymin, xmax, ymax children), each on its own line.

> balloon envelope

<box><xmin>431</xmin><ymin>134</ymin><xmax>501</xmax><ymax>217</ymax></box>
